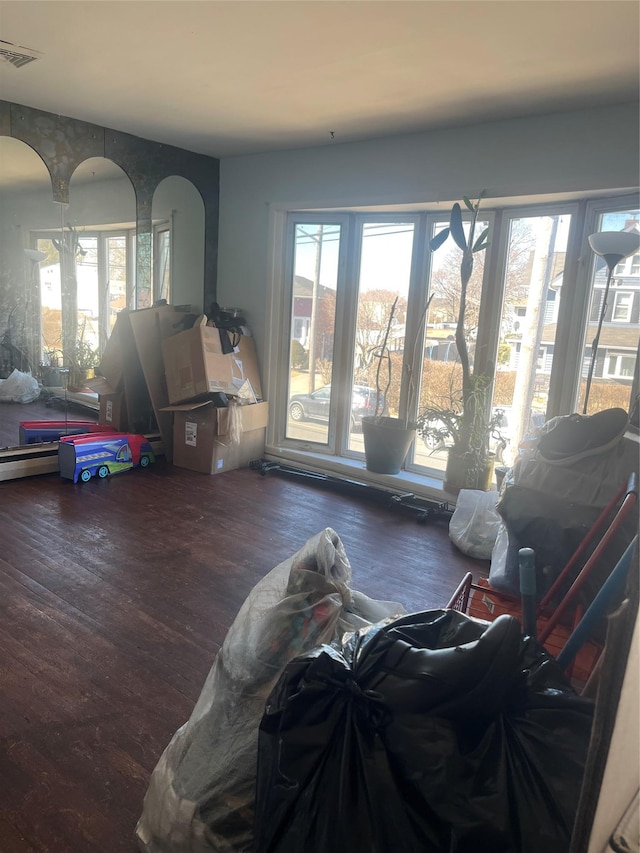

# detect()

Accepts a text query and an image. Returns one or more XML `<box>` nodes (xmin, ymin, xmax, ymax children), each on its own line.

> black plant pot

<box><xmin>362</xmin><ymin>416</ymin><xmax>416</xmax><ymax>475</ymax></box>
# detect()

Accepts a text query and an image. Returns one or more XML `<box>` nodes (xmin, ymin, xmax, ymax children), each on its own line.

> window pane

<box><xmin>107</xmin><ymin>235</ymin><xmax>128</xmax><ymax>330</ymax></box>
<box><xmin>76</xmin><ymin>236</ymin><xmax>100</xmax><ymax>358</ymax></box>
<box><xmin>612</xmin><ymin>291</ymin><xmax>632</xmax><ymax>322</ymax></box>
<box><xmin>349</xmin><ymin>221</ymin><xmax>415</xmax><ymax>453</ymax></box>
<box><xmin>154</xmin><ymin>228</ymin><xmax>171</xmax><ymax>304</ymax></box>
<box><xmin>578</xmin><ymin>209</ymin><xmax>640</xmax><ymax>415</ymax></box>
<box><xmin>413</xmin><ymin>217</ymin><xmax>488</xmax><ymax>473</ymax></box>
<box><xmin>490</xmin><ymin>214</ymin><xmax>571</xmax><ymax>467</ymax></box>
<box><xmin>286</xmin><ymin>224</ymin><xmax>339</xmax><ymax>444</ymax></box>
<box><xmin>38</xmin><ymin>237</ymin><xmax>63</xmax><ymax>368</ymax></box>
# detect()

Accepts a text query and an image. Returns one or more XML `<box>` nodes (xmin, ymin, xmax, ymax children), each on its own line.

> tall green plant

<box><xmin>427</xmin><ymin>193</ymin><xmax>492</xmax><ymax>458</ymax></box>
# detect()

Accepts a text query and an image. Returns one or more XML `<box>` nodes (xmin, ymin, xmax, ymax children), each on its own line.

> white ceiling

<box><xmin>0</xmin><ymin>0</ymin><xmax>638</xmax><ymax>161</ymax></box>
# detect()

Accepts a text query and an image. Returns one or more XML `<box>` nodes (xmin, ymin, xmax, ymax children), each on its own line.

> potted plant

<box><xmin>415</xmin><ymin>193</ymin><xmax>498</xmax><ymax>493</ymax></box>
<box><xmin>40</xmin><ymin>347</ymin><xmax>64</xmax><ymax>387</ymax></box>
<box><xmin>361</xmin><ymin>293</ymin><xmax>432</xmax><ymax>475</ymax></box>
<box><xmin>66</xmin><ymin>325</ymin><xmax>100</xmax><ymax>389</ymax></box>
<box><xmin>417</xmin><ymin>392</ymin><xmax>507</xmax><ymax>491</ymax></box>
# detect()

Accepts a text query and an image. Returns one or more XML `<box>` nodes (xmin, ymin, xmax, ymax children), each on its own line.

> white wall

<box><xmin>217</xmin><ymin>102</ymin><xmax>640</xmax><ymax>369</ymax></box>
<box><xmin>588</xmin><ymin>605</ymin><xmax>639</xmax><ymax>852</ymax></box>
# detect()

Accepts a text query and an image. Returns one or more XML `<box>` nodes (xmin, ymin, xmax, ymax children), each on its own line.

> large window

<box><xmin>272</xmin><ymin>195</ymin><xmax>640</xmax><ymax>490</ymax></box>
<box><xmin>577</xmin><ymin>204</ymin><xmax>640</xmax><ymax>415</ymax></box>
<box><xmin>285</xmin><ymin>222</ymin><xmax>340</xmax><ymax>446</ymax></box>
<box><xmin>489</xmin><ymin>212</ymin><xmax>572</xmax><ymax>468</ymax></box>
<box><xmin>36</xmin><ymin>228</ymin><xmax>134</xmax><ymax>367</ymax></box>
<box><xmin>349</xmin><ymin>220</ymin><xmax>416</xmax><ymax>452</ymax></box>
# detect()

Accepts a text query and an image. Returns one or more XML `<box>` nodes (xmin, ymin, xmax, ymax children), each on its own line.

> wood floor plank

<box><xmin>0</xmin><ymin>460</ymin><xmax>487</xmax><ymax>851</ymax></box>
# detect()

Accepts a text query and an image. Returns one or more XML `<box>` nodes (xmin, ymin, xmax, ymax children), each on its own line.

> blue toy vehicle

<box><xmin>58</xmin><ymin>431</ymin><xmax>155</xmax><ymax>483</ymax></box>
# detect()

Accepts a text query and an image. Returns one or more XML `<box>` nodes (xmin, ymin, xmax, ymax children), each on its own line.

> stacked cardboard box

<box><xmin>168</xmin><ymin>399</ymin><xmax>269</xmax><ymax>475</ymax></box>
<box><xmin>86</xmin><ymin>309</ymin><xmax>148</xmax><ymax>433</ymax></box>
<box><xmin>161</xmin><ymin>314</ymin><xmax>267</xmax><ymax>475</ymax></box>
<box><xmin>89</xmin><ymin>307</ymin><xmax>267</xmax><ymax>475</ymax></box>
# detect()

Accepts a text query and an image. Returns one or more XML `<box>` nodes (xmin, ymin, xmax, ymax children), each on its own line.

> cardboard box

<box><xmin>164</xmin><ymin>400</ymin><xmax>268</xmax><ymax>474</ymax></box>
<box><xmin>162</xmin><ymin>318</ymin><xmax>263</xmax><ymax>404</ymax></box>
<box><xmin>128</xmin><ymin>305</ymin><xmax>195</xmax><ymax>462</ymax></box>
<box><xmin>97</xmin><ymin>316</ymin><xmax>126</xmax><ymax>391</ymax></box>
<box><xmin>96</xmin><ymin>310</ymin><xmax>158</xmax><ymax>436</ymax></box>
<box><xmin>100</xmin><ymin>392</ymin><xmax>128</xmax><ymax>431</ymax></box>
<box><xmin>87</xmin><ymin>376</ymin><xmax>129</xmax><ymax>431</ymax></box>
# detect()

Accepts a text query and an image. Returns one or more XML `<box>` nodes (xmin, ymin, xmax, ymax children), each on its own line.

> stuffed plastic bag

<box><xmin>0</xmin><ymin>368</ymin><xmax>40</xmax><ymax>403</ymax></box>
<box><xmin>488</xmin><ymin>520</ymin><xmax>522</xmax><ymax>594</ymax></box>
<box><xmin>135</xmin><ymin>528</ymin><xmax>405</xmax><ymax>853</ymax></box>
<box><xmin>449</xmin><ymin>488</ymin><xmax>501</xmax><ymax>559</ymax></box>
<box><xmin>255</xmin><ymin>610</ymin><xmax>594</xmax><ymax>853</ymax></box>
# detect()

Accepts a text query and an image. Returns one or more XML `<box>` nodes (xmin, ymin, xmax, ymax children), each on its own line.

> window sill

<box><xmin>263</xmin><ymin>445</ymin><xmax>455</xmax><ymax>504</ymax></box>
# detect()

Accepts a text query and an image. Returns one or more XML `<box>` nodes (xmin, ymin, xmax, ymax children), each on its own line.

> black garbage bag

<box><xmin>254</xmin><ymin>610</ymin><xmax>594</xmax><ymax>853</ymax></box>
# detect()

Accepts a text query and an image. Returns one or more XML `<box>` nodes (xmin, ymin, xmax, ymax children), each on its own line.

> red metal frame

<box><xmin>445</xmin><ymin>474</ymin><xmax>638</xmax><ymax>681</ymax></box>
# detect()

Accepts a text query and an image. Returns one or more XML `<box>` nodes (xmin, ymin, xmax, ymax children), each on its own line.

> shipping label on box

<box><xmin>185</xmin><ymin>421</ymin><xmax>198</xmax><ymax>447</ymax></box>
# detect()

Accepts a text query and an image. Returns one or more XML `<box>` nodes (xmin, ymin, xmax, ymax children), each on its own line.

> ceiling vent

<box><xmin>0</xmin><ymin>40</ymin><xmax>41</xmax><ymax>69</ymax></box>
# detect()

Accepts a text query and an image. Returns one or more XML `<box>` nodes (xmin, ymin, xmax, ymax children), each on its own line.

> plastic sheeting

<box><xmin>255</xmin><ymin>610</ymin><xmax>594</xmax><ymax>853</ymax></box>
<box><xmin>449</xmin><ymin>489</ymin><xmax>501</xmax><ymax>559</ymax></box>
<box><xmin>135</xmin><ymin>528</ymin><xmax>405</xmax><ymax>853</ymax></box>
<box><xmin>492</xmin><ymin>409</ymin><xmax>639</xmax><ymax>599</ymax></box>
<box><xmin>0</xmin><ymin>368</ymin><xmax>40</xmax><ymax>403</ymax></box>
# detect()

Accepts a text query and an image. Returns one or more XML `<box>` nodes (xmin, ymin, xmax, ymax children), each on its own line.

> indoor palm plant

<box><xmin>416</xmin><ymin>193</ymin><xmax>499</xmax><ymax>493</ymax></box>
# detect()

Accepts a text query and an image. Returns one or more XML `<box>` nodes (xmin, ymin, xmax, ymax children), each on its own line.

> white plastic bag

<box><xmin>449</xmin><ymin>489</ymin><xmax>501</xmax><ymax>559</ymax></box>
<box><xmin>0</xmin><ymin>368</ymin><xmax>40</xmax><ymax>403</ymax></box>
<box><xmin>488</xmin><ymin>520</ymin><xmax>522</xmax><ymax>595</ymax></box>
<box><xmin>136</xmin><ymin>528</ymin><xmax>405</xmax><ymax>853</ymax></box>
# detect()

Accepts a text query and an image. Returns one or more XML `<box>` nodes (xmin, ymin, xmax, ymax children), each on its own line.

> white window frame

<box><xmin>153</xmin><ymin>220</ymin><xmax>172</xmax><ymax>304</ymax></box>
<box><xmin>263</xmin><ymin>193</ymin><xmax>640</xmax><ymax>498</ymax></box>
<box><xmin>612</xmin><ymin>290</ymin><xmax>633</xmax><ymax>323</ymax></box>
<box><xmin>604</xmin><ymin>352</ymin><xmax>636</xmax><ymax>379</ymax></box>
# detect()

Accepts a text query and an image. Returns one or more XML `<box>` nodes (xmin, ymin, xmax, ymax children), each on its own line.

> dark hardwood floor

<box><xmin>0</xmin><ymin>459</ymin><xmax>485</xmax><ymax>852</ymax></box>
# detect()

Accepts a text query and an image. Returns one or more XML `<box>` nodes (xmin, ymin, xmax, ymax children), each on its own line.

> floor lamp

<box><xmin>583</xmin><ymin>230</ymin><xmax>640</xmax><ymax>414</ymax></box>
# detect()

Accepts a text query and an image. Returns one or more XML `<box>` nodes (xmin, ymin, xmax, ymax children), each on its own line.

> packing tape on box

<box><xmin>228</xmin><ymin>400</ymin><xmax>243</xmax><ymax>446</ymax></box>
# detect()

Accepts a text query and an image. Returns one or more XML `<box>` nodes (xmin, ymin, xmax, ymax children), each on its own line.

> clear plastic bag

<box><xmin>488</xmin><ymin>520</ymin><xmax>522</xmax><ymax>595</ymax></box>
<box><xmin>449</xmin><ymin>489</ymin><xmax>501</xmax><ymax>559</ymax></box>
<box><xmin>135</xmin><ymin>528</ymin><xmax>405</xmax><ymax>853</ymax></box>
<box><xmin>0</xmin><ymin>368</ymin><xmax>40</xmax><ymax>403</ymax></box>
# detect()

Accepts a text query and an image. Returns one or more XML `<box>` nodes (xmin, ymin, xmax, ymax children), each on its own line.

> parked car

<box><xmin>288</xmin><ymin>385</ymin><xmax>386</xmax><ymax>426</ymax></box>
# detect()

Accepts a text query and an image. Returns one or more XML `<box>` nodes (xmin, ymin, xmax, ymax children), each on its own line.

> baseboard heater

<box><xmin>251</xmin><ymin>458</ymin><xmax>453</xmax><ymax>524</ymax></box>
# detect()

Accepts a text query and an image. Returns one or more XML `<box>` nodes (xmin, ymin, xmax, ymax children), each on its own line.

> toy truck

<box><xmin>58</xmin><ymin>431</ymin><xmax>155</xmax><ymax>483</ymax></box>
<box><xmin>19</xmin><ymin>420</ymin><xmax>111</xmax><ymax>445</ymax></box>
